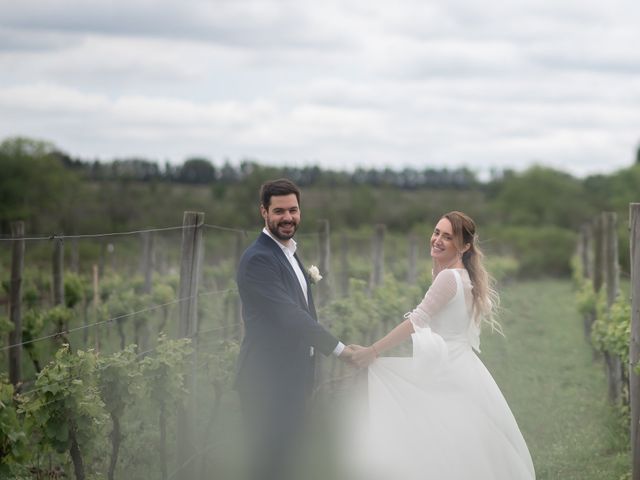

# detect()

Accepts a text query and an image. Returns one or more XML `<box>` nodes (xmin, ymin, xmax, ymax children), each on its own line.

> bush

<box><xmin>485</xmin><ymin>225</ymin><xmax>576</xmax><ymax>277</ymax></box>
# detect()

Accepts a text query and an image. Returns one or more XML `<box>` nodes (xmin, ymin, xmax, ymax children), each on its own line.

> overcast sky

<box><xmin>0</xmin><ymin>0</ymin><xmax>638</xmax><ymax>177</ymax></box>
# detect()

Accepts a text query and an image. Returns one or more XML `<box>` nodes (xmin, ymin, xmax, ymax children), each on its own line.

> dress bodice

<box><xmin>406</xmin><ymin>268</ymin><xmax>481</xmax><ymax>353</ymax></box>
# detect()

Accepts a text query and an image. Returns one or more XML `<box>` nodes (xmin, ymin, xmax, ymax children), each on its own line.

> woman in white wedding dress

<box><xmin>347</xmin><ymin>211</ymin><xmax>535</xmax><ymax>480</ymax></box>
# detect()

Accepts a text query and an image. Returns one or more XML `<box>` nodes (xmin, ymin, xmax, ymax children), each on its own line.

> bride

<box><xmin>346</xmin><ymin>211</ymin><xmax>535</xmax><ymax>480</ymax></box>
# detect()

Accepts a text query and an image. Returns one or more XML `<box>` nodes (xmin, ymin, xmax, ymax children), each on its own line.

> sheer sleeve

<box><xmin>405</xmin><ymin>269</ymin><xmax>458</xmax><ymax>329</ymax></box>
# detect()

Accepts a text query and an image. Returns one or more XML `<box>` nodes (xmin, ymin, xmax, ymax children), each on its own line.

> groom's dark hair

<box><xmin>260</xmin><ymin>178</ymin><xmax>301</xmax><ymax>209</ymax></box>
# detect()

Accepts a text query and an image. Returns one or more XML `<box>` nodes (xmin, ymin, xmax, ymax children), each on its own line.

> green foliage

<box><xmin>575</xmin><ymin>279</ymin><xmax>598</xmax><ymax>318</ymax></box>
<box><xmin>64</xmin><ymin>273</ymin><xmax>85</xmax><ymax>309</ymax></box>
<box><xmin>202</xmin><ymin>340</ymin><xmax>240</xmax><ymax>394</ymax></box>
<box><xmin>321</xmin><ymin>279</ymin><xmax>379</xmax><ymax>343</ymax></box>
<box><xmin>570</xmin><ymin>255</ymin><xmax>583</xmax><ymax>287</ymax></box>
<box><xmin>151</xmin><ymin>282</ymin><xmax>175</xmax><ymax>305</ymax></box>
<box><xmin>0</xmin><ymin>379</ymin><xmax>29</xmax><ymax>477</ymax></box>
<box><xmin>321</xmin><ymin>274</ymin><xmax>424</xmax><ymax>345</ymax></box>
<box><xmin>97</xmin><ymin>345</ymin><xmax>141</xmax><ymax>420</ymax></box>
<box><xmin>43</xmin><ymin>305</ymin><xmax>75</xmax><ymax>333</ymax></box>
<box><xmin>0</xmin><ymin>137</ymin><xmax>81</xmax><ymax>229</ymax></box>
<box><xmin>22</xmin><ymin>309</ymin><xmax>46</xmax><ymax>354</ymax></box>
<box><xmin>372</xmin><ymin>274</ymin><xmax>422</xmax><ymax>328</ymax></box>
<box><xmin>23</xmin><ymin>345</ymin><xmax>108</xmax><ymax>466</ymax></box>
<box><xmin>487</xmin><ymin>225</ymin><xmax>576</xmax><ymax>276</ymax></box>
<box><xmin>488</xmin><ymin>165</ymin><xmax>593</xmax><ymax>229</ymax></box>
<box><xmin>486</xmin><ymin>255</ymin><xmax>519</xmax><ymax>283</ymax></box>
<box><xmin>179</xmin><ymin>157</ymin><xmax>216</xmax><ymax>184</ymax></box>
<box><xmin>0</xmin><ymin>314</ymin><xmax>14</xmax><ymax>335</ymax></box>
<box><xmin>591</xmin><ymin>293</ymin><xmax>631</xmax><ymax>365</ymax></box>
<box><xmin>100</xmin><ymin>273</ymin><xmax>126</xmax><ymax>303</ymax></box>
<box><xmin>139</xmin><ymin>334</ymin><xmax>193</xmax><ymax>407</ymax></box>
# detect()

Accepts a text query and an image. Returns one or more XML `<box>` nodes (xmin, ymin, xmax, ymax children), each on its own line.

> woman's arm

<box><xmin>350</xmin><ymin>269</ymin><xmax>459</xmax><ymax>367</ymax></box>
<box><xmin>351</xmin><ymin>319</ymin><xmax>414</xmax><ymax>367</ymax></box>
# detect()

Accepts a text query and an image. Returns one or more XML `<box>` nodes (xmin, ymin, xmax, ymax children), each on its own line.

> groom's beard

<box><xmin>267</xmin><ymin>218</ymin><xmax>298</xmax><ymax>241</ymax></box>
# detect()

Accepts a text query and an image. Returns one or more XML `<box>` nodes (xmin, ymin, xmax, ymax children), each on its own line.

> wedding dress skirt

<box><xmin>343</xmin><ymin>269</ymin><xmax>535</xmax><ymax>480</ymax></box>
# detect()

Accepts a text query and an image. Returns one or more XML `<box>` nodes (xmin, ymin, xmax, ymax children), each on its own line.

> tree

<box><xmin>178</xmin><ymin>157</ymin><xmax>216</xmax><ymax>184</ymax></box>
<box><xmin>489</xmin><ymin>165</ymin><xmax>593</xmax><ymax>229</ymax></box>
<box><xmin>0</xmin><ymin>137</ymin><xmax>80</xmax><ymax>233</ymax></box>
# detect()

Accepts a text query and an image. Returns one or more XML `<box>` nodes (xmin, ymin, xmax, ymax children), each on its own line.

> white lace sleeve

<box><xmin>405</xmin><ymin>269</ymin><xmax>458</xmax><ymax>329</ymax></box>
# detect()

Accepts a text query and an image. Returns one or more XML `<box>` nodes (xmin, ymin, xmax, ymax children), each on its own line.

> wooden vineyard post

<box><xmin>593</xmin><ymin>214</ymin><xmax>604</xmax><ymax>294</ymax></box>
<box><xmin>98</xmin><ymin>237</ymin><xmax>106</xmax><ymax>277</ymax></box>
<box><xmin>70</xmin><ymin>237</ymin><xmax>79</xmax><ymax>273</ymax></box>
<box><xmin>52</xmin><ymin>236</ymin><xmax>68</xmax><ymax>346</ymax></box>
<box><xmin>602</xmin><ymin>212</ymin><xmax>622</xmax><ymax>404</ymax></box>
<box><xmin>9</xmin><ymin>221</ymin><xmax>24</xmax><ymax>387</ymax></box>
<box><xmin>234</xmin><ymin>230</ymin><xmax>245</xmax><ymax>341</ymax></box>
<box><xmin>603</xmin><ymin>212</ymin><xmax>620</xmax><ymax>309</ymax></box>
<box><xmin>176</xmin><ymin>211</ymin><xmax>204</xmax><ymax>480</ymax></box>
<box><xmin>579</xmin><ymin>223</ymin><xmax>595</xmax><ymax>341</ymax></box>
<box><xmin>141</xmin><ymin>231</ymin><xmax>154</xmax><ymax>294</ymax></box>
<box><xmin>52</xmin><ymin>237</ymin><xmax>65</xmax><ymax>307</ymax></box>
<box><xmin>408</xmin><ymin>233</ymin><xmax>418</xmax><ymax>285</ymax></box>
<box><xmin>92</xmin><ymin>264</ymin><xmax>100</xmax><ymax>352</ymax></box>
<box><xmin>630</xmin><ymin>204</ymin><xmax>640</xmax><ymax>479</ymax></box>
<box><xmin>317</xmin><ymin>219</ymin><xmax>331</xmax><ymax>307</ymax></box>
<box><xmin>137</xmin><ymin>231</ymin><xmax>154</xmax><ymax>353</ymax></box>
<box><xmin>580</xmin><ymin>223</ymin><xmax>593</xmax><ymax>280</ymax></box>
<box><xmin>370</xmin><ymin>224</ymin><xmax>386</xmax><ymax>290</ymax></box>
<box><xmin>340</xmin><ymin>232</ymin><xmax>350</xmax><ymax>297</ymax></box>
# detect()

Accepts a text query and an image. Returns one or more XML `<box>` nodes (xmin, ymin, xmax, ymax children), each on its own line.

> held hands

<box><xmin>338</xmin><ymin>344</ymin><xmax>358</xmax><ymax>364</ymax></box>
<box><xmin>347</xmin><ymin>344</ymin><xmax>379</xmax><ymax>368</ymax></box>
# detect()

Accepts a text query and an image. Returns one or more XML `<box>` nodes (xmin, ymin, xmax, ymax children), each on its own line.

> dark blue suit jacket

<box><xmin>234</xmin><ymin>233</ymin><xmax>339</xmax><ymax>396</ymax></box>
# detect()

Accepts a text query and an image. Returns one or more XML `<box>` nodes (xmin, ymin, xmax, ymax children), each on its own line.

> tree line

<box><xmin>1</xmin><ymin>135</ymin><xmax>639</xmax><ymax>277</ymax></box>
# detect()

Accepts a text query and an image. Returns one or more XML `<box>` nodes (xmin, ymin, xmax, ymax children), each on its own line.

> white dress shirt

<box><xmin>262</xmin><ymin>227</ymin><xmax>345</xmax><ymax>357</ymax></box>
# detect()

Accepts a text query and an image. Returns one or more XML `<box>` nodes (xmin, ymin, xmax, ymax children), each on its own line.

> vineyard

<box><xmin>1</xmin><ymin>212</ymin><xmax>493</xmax><ymax>479</ymax></box>
<box><xmin>1</xmin><ymin>203</ymin><xmax>639</xmax><ymax>479</ymax></box>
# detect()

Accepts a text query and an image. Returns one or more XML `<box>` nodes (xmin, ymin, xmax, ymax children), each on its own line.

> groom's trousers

<box><xmin>238</xmin><ymin>386</ymin><xmax>309</xmax><ymax>480</ymax></box>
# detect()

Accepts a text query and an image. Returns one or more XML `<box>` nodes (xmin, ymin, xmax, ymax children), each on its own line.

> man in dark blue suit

<box><xmin>235</xmin><ymin>178</ymin><xmax>353</xmax><ymax>480</ymax></box>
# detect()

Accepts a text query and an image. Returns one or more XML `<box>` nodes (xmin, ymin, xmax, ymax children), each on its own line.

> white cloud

<box><xmin>0</xmin><ymin>0</ymin><xmax>638</xmax><ymax>177</ymax></box>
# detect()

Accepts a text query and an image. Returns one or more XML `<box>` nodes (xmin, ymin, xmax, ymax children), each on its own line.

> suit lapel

<box><xmin>258</xmin><ymin>233</ymin><xmax>310</xmax><ymax>311</ymax></box>
<box><xmin>294</xmin><ymin>253</ymin><xmax>317</xmax><ymax>319</ymax></box>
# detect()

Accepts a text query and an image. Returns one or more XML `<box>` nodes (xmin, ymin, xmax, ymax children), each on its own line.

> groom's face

<box><xmin>261</xmin><ymin>193</ymin><xmax>300</xmax><ymax>241</ymax></box>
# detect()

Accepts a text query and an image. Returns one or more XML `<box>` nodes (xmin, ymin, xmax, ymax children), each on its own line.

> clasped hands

<box><xmin>339</xmin><ymin>344</ymin><xmax>378</xmax><ymax>368</ymax></box>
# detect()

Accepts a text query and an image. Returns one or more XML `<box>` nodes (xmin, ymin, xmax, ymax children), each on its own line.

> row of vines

<box><xmin>571</xmin><ymin>205</ymin><xmax>640</xmax><ymax>479</ymax></box>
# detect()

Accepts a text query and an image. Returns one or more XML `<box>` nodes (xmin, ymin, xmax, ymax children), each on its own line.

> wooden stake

<box><xmin>176</xmin><ymin>211</ymin><xmax>204</xmax><ymax>480</ymax></box>
<box><xmin>52</xmin><ymin>237</ymin><xmax>65</xmax><ymax>307</ymax></box>
<box><xmin>340</xmin><ymin>232</ymin><xmax>350</xmax><ymax>297</ymax></box>
<box><xmin>9</xmin><ymin>221</ymin><xmax>24</xmax><ymax>387</ymax></box>
<box><xmin>370</xmin><ymin>224</ymin><xmax>386</xmax><ymax>290</ymax></box>
<box><xmin>317</xmin><ymin>219</ymin><xmax>331</xmax><ymax>307</ymax></box>
<box><xmin>408</xmin><ymin>233</ymin><xmax>418</xmax><ymax>285</ymax></box>
<box><xmin>629</xmin><ymin>203</ymin><xmax>640</xmax><ymax>480</ymax></box>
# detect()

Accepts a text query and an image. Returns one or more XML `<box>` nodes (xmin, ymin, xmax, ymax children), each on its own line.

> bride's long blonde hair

<box><xmin>442</xmin><ymin>211</ymin><xmax>502</xmax><ymax>334</ymax></box>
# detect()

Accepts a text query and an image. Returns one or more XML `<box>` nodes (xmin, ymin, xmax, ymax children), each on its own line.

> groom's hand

<box><xmin>338</xmin><ymin>344</ymin><xmax>357</xmax><ymax>363</ymax></box>
<box><xmin>350</xmin><ymin>344</ymin><xmax>378</xmax><ymax>368</ymax></box>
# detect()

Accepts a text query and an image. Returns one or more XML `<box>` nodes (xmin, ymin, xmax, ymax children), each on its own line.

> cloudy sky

<box><xmin>0</xmin><ymin>0</ymin><xmax>638</xmax><ymax>177</ymax></box>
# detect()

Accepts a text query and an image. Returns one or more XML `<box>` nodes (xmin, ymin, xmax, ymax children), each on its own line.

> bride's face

<box><xmin>430</xmin><ymin>218</ymin><xmax>459</xmax><ymax>263</ymax></box>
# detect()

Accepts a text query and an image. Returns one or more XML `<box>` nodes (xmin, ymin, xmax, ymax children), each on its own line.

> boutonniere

<box><xmin>307</xmin><ymin>265</ymin><xmax>323</xmax><ymax>284</ymax></box>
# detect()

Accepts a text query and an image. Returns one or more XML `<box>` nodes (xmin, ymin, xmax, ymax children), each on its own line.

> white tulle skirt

<box><xmin>343</xmin><ymin>327</ymin><xmax>535</xmax><ymax>480</ymax></box>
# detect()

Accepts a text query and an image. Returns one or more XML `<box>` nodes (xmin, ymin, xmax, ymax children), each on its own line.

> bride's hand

<box><xmin>349</xmin><ymin>344</ymin><xmax>378</xmax><ymax>368</ymax></box>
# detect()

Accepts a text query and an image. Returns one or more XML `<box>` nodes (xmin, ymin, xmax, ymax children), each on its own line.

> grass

<box><xmin>481</xmin><ymin>279</ymin><xmax>630</xmax><ymax>480</ymax></box>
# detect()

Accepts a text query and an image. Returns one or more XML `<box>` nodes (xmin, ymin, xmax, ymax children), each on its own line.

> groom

<box><xmin>235</xmin><ymin>178</ymin><xmax>353</xmax><ymax>480</ymax></box>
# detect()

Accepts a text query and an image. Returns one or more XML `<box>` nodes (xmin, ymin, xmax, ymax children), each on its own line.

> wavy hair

<box><xmin>442</xmin><ymin>211</ymin><xmax>502</xmax><ymax>334</ymax></box>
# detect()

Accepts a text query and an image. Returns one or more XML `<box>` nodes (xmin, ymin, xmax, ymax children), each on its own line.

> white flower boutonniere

<box><xmin>307</xmin><ymin>265</ymin><xmax>323</xmax><ymax>284</ymax></box>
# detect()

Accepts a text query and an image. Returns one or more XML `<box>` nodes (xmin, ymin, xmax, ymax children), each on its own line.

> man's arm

<box><xmin>238</xmin><ymin>252</ymin><xmax>339</xmax><ymax>356</ymax></box>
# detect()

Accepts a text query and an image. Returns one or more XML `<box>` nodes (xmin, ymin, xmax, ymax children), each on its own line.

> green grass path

<box><xmin>481</xmin><ymin>279</ymin><xmax>629</xmax><ymax>480</ymax></box>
